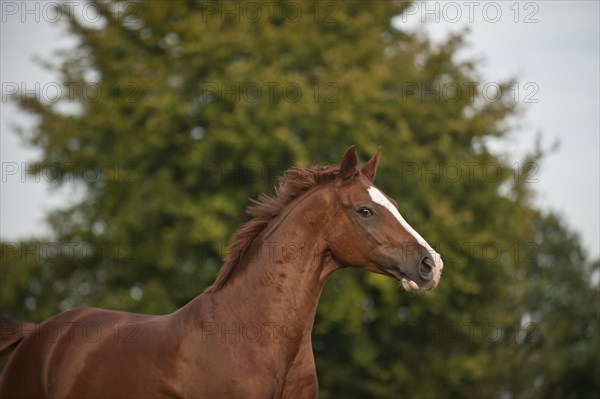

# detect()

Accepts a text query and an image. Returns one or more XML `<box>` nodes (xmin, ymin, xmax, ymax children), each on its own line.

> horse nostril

<box><xmin>418</xmin><ymin>256</ymin><xmax>434</xmax><ymax>281</ymax></box>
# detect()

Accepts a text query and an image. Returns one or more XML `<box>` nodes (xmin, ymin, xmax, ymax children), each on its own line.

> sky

<box><xmin>1</xmin><ymin>1</ymin><xmax>599</xmax><ymax>259</ymax></box>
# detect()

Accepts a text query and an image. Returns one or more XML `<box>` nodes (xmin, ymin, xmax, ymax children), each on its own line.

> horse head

<box><xmin>328</xmin><ymin>145</ymin><xmax>443</xmax><ymax>292</ymax></box>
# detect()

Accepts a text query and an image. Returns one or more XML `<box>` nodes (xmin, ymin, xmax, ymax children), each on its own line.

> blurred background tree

<box><xmin>1</xmin><ymin>1</ymin><xmax>598</xmax><ymax>397</ymax></box>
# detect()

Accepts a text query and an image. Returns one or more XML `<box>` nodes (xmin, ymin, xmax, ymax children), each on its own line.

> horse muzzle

<box><xmin>399</xmin><ymin>253</ymin><xmax>443</xmax><ymax>293</ymax></box>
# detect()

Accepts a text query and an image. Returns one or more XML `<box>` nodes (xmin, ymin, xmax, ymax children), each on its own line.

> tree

<box><xmin>504</xmin><ymin>214</ymin><xmax>599</xmax><ymax>399</ymax></box>
<box><xmin>2</xmin><ymin>1</ymin><xmax>597</xmax><ymax>397</ymax></box>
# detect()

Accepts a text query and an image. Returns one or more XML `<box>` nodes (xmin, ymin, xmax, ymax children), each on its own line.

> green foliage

<box><xmin>1</xmin><ymin>1</ymin><xmax>598</xmax><ymax>397</ymax></box>
<box><xmin>510</xmin><ymin>214</ymin><xmax>599</xmax><ymax>398</ymax></box>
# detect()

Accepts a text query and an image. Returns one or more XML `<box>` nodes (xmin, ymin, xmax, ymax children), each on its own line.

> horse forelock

<box><xmin>204</xmin><ymin>164</ymin><xmax>340</xmax><ymax>293</ymax></box>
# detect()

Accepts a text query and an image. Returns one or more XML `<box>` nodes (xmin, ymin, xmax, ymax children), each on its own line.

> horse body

<box><xmin>0</xmin><ymin>146</ymin><xmax>443</xmax><ymax>398</ymax></box>
<box><xmin>3</xmin><ymin>300</ymin><xmax>317</xmax><ymax>398</ymax></box>
<box><xmin>2</xmin><ymin>308</ymin><xmax>178</xmax><ymax>397</ymax></box>
<box><xmin>4</xmin><ymin>183</ymin><xmax>332</xmax><ymax>398</ymax></box>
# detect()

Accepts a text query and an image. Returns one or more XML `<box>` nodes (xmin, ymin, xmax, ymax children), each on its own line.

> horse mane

<box><xmin>204</xmin><ymin>164</ymin><xmax>341</xmax><ymax>293</ymax></box>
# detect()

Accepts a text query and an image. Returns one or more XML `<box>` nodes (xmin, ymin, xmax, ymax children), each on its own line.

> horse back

<box><xmin>0</xmin><ymin>315</ymin><xmax>37</xmax><ymax>372</ymax></box>
<box><xmin>0</xmin><ymin>307</ymin><xmax>183</xmax><ymax>398</ymax></box>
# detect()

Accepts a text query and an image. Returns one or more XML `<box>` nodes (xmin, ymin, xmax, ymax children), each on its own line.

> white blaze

<box><xmin>367</xmin><ymin>186</ymin><xmax>441</xmax><ymax>266</ymax></box>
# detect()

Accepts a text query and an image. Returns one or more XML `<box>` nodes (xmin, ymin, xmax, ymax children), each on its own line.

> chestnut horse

<box><xmin>0</xmin><ymin>146</ymin><xmax>443</xmax><ymax>398</ymax></box>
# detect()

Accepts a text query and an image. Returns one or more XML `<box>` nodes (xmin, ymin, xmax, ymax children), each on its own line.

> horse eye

<box><xmin>357</xmin><ymin>207</ymin><xmax>373</xmax><ymax>218</ymax></box>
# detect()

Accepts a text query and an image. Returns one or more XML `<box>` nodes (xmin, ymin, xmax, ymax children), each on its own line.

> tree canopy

<box><xmin>2</xmin><ymin>1</ymin><xmax>598</xmax><ymax>397</ymax></box>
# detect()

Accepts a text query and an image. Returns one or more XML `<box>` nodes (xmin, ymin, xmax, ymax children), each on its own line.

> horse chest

<box><xmin>174</xmin><ymin>335</ymin><xmax>316</xmax><ymax>398</ymax></box>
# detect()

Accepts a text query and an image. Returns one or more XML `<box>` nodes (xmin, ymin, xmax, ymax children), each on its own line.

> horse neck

<box><xmin>201</xmin><ymin>184</ymin><xmax>338</xmax><ymax>343</ymax></box>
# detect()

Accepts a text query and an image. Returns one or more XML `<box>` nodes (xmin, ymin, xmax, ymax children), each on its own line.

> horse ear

<box><xmin>361</xmin><ymin>147</ymin><xmax>381</xmax><ymax>182</ymax></box>
<box><xmin>339</xmin><ymin>145</ymin><xmax>358</xmax><ymax>182</ymax></box>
